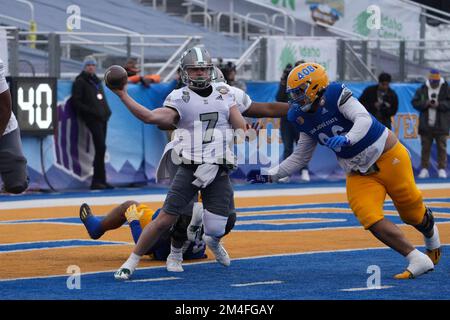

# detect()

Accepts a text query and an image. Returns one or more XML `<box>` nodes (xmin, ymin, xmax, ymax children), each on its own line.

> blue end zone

<box><xmin>1</xmin><ymin>245</ymin><xmax>449</xmax><ymax>300</ymax></box>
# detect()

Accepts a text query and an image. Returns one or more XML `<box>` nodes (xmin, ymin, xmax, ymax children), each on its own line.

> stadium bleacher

<box><xmin>0</xmin><ymin>0</ymin><xmax>245</xmax><ymax>63</ymax></box>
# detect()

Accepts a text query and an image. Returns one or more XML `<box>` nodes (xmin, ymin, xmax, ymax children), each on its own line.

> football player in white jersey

<box><xmin>0</xmin><ymin>58</ymin><xmax>28</xmax><ymax>194</ymax></box>
<box><xmin>110</xmin><ymin>46</ymin><xmax>247</xmax><ymax>280</ymax></box>
<box><xmin>156</xmin><ymin>66</ymin><xmax>294</xmax><ymax>272</ymax></box>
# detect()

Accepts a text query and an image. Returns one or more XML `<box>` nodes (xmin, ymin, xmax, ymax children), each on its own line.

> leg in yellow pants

<box><xmin>346</xmin><ymin>142</ymin><xmax>440</xmax><ymax>278</ymax></box>
<box><xmin>347</xmin><ymin>142</ymin><xmax>425</xmax><ymax>229</ymax></box>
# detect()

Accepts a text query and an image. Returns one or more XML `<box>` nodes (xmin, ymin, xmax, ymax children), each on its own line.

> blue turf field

<box><xmin>1</xmin><ymin>245</ymin><xmax>449</xmax><ymax>300</ymax></box>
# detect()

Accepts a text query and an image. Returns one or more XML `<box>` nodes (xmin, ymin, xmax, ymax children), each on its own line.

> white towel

<box><xmin>192</xmin><ymin>164</ymin><xmax>220</xmax><ymax>188</ymax></box>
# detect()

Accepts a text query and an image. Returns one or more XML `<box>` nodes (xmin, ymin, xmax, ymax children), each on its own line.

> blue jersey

<box><xmin>287</xmin><ymin>82</ymin><xmax>385</xmax><ymax>159</ymax></box>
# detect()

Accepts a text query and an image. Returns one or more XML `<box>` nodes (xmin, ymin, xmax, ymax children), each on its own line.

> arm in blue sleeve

<box><xmin>129</xmin><ymin>220</ymin><xmax>143</xmax><ymax>244</ymax></box>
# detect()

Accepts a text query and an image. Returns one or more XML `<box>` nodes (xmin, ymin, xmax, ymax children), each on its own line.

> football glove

<box><xmin>125</xmin><ymin>204</ymin><xmax>144</xmax><ymax>223</ymax></box>
<box><xmin>325</xmin><ymin>135</ymin><xmax>350</xmax><ymax>149</ymax></box>
<box><xmin>247</xmin><ymin>169</ymin><xmax>271</xmax><ymax>184</ymax></box>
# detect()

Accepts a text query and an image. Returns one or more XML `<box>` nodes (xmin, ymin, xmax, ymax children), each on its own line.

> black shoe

<box><xmin>79</xmin><ymin>203</ymin><xmax>103</xmax><ymax>240</ymax></box>
<box><xmin>103</xmin><ymin>182</ymin><xmax>115</xmax><ymax>189</ymax></box>
<box><xmin>90</xmin><ymin>182</ymin><xmax>107</xmax><ymax>190</ymax></box>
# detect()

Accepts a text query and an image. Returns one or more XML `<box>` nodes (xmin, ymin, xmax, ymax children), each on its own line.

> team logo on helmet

<box><xmin>286</xmin><ymin>62</ymin><xmax>329</xmax><ymax>112</ymax></box>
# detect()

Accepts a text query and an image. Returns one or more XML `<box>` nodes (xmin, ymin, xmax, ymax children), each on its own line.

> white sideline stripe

<box><xmin>0</xmin><ymin>195</ymin><xmax>166</xmax><ymax>210</ymax></box>
<box><xmin>127</xmin><ymin>276</ymin><xmax>180</xmax><ymax>283</ymax></box>
<box><xmin>340</xmin><ymin>285</ymin><xmax>393</xmax><ymax>292</ymax></box>
<box><xmin>1</xmin><ymin>183</ymin><xmax>448</xmax><ymax>210</ymax></box>
<box><xmin>0</xmin><ymin>188</ymin><xmax>349</xmax><ymax>209</ymax></box>
<box><xmin>231</xmin><ymin>280</ymin><xmax>283</xmax><ymax>287</ymax></box>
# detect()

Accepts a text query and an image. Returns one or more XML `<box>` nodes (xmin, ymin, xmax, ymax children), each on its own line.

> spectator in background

<box><xmin>412</xmin><ymin>69</ymin><xmax>450</xmax><ymax>179</ymax></box>
<box><xmin>72</xmin><ymin>55</ymin><xmax>113</xmax><ymax>190</ymax></box>
<box><xmin>359</xmin><ymin>72</ymin><xmax>398</xmax><ymax>129</ymax></box>
<box><xmin>220</xmin><ymin>61</ymin><xmax>247</xmax><ymax>92</ymax></box>
<box><xmin>276</xmin><ymin>60</ymin><xmax>310</xmax><ymax>182</ymax></box>
<box><xmin>124</xmin><ymin>58</ymin><xmax>160</xmax><ymax>87</ymax></box>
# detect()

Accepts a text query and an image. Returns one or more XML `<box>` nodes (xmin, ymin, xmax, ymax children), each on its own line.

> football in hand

<box><xmin>105</xmin><ymin>65</ymin><xmax>128</xmax><ymax>90</ymax></box>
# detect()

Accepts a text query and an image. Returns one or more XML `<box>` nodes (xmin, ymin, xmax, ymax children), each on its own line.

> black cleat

<box><xmin>79</xmin><ymin>203</ymin><xmax>102</xmax><ymax>240</ymax></box>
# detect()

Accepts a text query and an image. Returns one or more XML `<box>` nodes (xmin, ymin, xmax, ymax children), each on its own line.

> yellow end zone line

<box><xmin>2</xmin><ymin>244</ymin><xmax>448</xmax><ymax>283</ymax></box>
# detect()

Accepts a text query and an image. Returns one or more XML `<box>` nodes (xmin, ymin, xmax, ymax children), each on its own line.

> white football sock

<box><xmin>170</xmin><ymin>245</ymin><xmax>183</xmax><ymax>260</ymax></box>
<box><xmin>122</xmin><ymin>252</ymin><xmax>141</xmax><ymax>271</ymax></box>
<box><xmin>424</xmin><ymin>224</ymin><xmax>441</xmax><ymax>250</ymax></box>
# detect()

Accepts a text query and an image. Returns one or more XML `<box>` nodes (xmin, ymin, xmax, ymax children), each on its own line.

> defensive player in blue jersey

<box><xmin>259</xmin><ymin>62</ymin><xmax>441</xmax><ymax>279</ymax></box>
<box><xmin>79</xmin><ymin>201</ymin><xmax>211</xmax><ymax>262</ymax></box>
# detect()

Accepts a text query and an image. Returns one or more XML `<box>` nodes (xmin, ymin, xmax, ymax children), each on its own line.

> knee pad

<box><xmin>203</xmin><ymin>209</ymin><xmax>228</xmax><ymax>238</ymax></box>
<box><xmin>224</xmin><ymin>211</ymin><xmax>236</xmax><ymax>236</ymax></box>
<box><xmin>415</xmin><ymin>207</ymin><xmax>435</xmax><ymax>234</ymax></box>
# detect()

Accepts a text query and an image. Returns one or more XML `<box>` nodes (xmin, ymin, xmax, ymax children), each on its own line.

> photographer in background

<box><xmin>412</xmin><ymin>69</ymin><xmax>450</xmax><ymax>179</ymax></box>
<box><xmin>359</xmin><ymin>72</ymin><xmax>398</xmax><ymax>129</ymax></box>
<box><xmin>72</xmin><ymin>55</ymin><xmax>113</xmax><ymax>190</ymax></box>
<box><xmin>275</xmin><ymin>60</ymin><xmax>310</xmax><ymax>182</ymax></box>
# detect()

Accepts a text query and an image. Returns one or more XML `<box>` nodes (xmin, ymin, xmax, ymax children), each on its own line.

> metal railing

<box><xmin>3</xmin><ymin>27</ymin><xmax>203</xmax><ymax>79</ymax></box>
<box><xmin>182</xmin><ymin>0</ymin><xmax>296</xmax><ymax>40</ymax></box>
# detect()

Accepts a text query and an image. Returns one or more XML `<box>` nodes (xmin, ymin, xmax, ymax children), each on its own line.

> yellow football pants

<box><xmin>346</xmin><ymin>142</ymin><xmax>426</xmax><ymax>229</ymax></box>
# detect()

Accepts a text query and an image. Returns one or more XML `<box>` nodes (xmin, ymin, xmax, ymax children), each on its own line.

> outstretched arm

<box><xmin>229</xmin><ymin>104</ymin><xmax>247</xmax><ymax>130</ymax></box>
<box><xmin>111</xmin><ymin>85</ymin><xmax>179</xmax><ymax>127</ymax></box>
<box><xmin>268</xmin><ymin>133</ymin><xmax>317</xmax><ymax>181</ymax></box>
<box><xmin>243</xmin><ymin>101</ymin><xmax>289</xmax><ymax>118</ymax></box>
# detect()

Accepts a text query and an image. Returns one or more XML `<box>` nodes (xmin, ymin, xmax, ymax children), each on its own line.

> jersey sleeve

<box><xmin>337</xmin><ymin>85</ymin><xmax>353</xmax><ymax>107</ymax></box>
<box><xmin>223</xmin><ymin>91</ymin><xmax>238</xmax><ymax>119</ymax></box>
<box><xmin>338</xmin><ymin>95</ymin><xmax>373</xmax><ymax>145</ymax></box>
<box><xmin>163</xmin><ymin>90</ymin><xmax>183</xmax><ymax>119</ymax></box>
<box><xmin>230</xmin><ymin>86</ymin><xmax>252</xmax><ymax>114</ymax></box>
<box><xmin>0</xmin><ymin>59</ymin><xmax>8</xmax><ymax>94</ymax></box>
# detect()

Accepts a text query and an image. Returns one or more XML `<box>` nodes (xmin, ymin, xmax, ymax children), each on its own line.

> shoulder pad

<box><xmin>338</xmin><ymin>85</ymin><xmax>353</xmax><ymax>106</ymax></box>
<box><xmin>215</xmin><ymin>85</ymin><xmax>230</xmax><ymax>95</ymax></box>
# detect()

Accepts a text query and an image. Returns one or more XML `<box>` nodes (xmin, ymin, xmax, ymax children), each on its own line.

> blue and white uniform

<box><xmin>269</xmin><ymin>83</ymin><xmax>389</xmax><ymax>178</ymax></box>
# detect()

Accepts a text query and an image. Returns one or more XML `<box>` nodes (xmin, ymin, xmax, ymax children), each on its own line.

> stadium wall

<box><xmin>19</xmin><ymin>81</ymin><xmax>449</xmax><ymax>191</ymax></box>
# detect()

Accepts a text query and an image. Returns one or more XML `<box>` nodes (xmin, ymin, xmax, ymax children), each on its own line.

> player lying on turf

<box><xmin>250</xmin><ymin>62</ymin><xmax>441</xmax><ymax>280</ymax></box>
<box><xmin>79</xmin><ymin>201</ymin><xmax>236</xmax><ymax>266</ymax></box>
